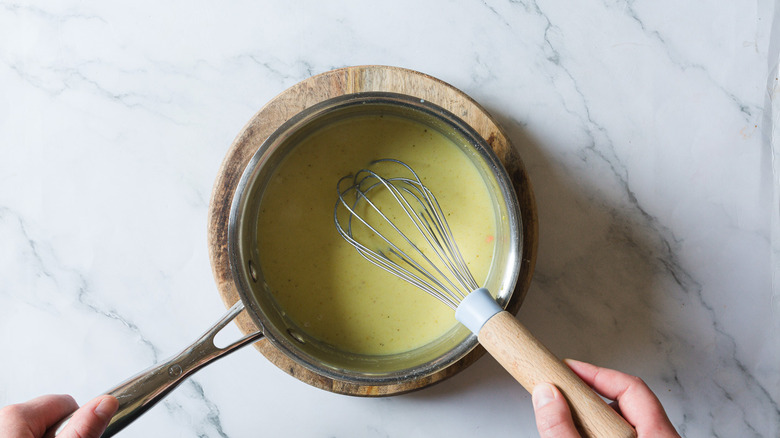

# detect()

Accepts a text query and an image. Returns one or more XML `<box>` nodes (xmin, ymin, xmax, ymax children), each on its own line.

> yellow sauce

<box><xmin>257</xmin><ymin>114</ymin><xmax>495</xmax><ymax>355</ymax></box>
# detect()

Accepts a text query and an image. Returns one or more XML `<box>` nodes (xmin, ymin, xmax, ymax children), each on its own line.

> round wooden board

<box><xmin>207</xmin><ymin>65</ymin><xmax>538</xmax><ymax>396</ymax></box>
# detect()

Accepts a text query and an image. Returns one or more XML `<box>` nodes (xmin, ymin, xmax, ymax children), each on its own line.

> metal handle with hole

<box><xmin>46</xmin><ymin>301</ymin><xmax>264</xmax><ymax>438</ymax></box>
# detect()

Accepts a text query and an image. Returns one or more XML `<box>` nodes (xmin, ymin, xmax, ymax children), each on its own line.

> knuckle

<box><xmin>0</xmin><ymin>404</ymin><xmax>35</xmax><ymax>437</ymax></box>
<box><xmin>626</xmin><ymin>375</ymin><xmax>650</xmax><ymax>393</ymax></box>
<box><xmin>0</xmin><ymin>404</ymin><xmax>26</xmax><ymax>418</ymax></box>
<box><xmin>68</xmin><ymin>421</ymin><xmax>100</xmax><ymax>438</ymax></box>
<box><xmin>536</xmin><ymin>408</ymin><xmax>575</xmax><ymax>437</ymax></box>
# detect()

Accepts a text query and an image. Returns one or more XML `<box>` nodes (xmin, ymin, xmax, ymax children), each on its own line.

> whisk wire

<box><xmin>415</xmin><ymin>188</ymin><xmax>479</xmax><ymax>293</ymax></box>
<box><xmin>335</xmin><ymin>204</ymin><xmax>460</xmax><ymax>309</ymax></box>
<box><xmin>397</xmin><ymin>184</ymin><xmax>473</xmax><ymax>299</ymax></box>
<box><xmin>336</xmin><ymin>175</ymin><xmax>463</xmax><ymax>309</ymax></box>
<box><xmin>381</xmin><ymin>179</ymin><xmax>473</xmax><ymax>298</ymax></box>
<box><xmin>335</xmin><ymin>159</ymin><xmax>479</xmax><ymax>309</ymax></box>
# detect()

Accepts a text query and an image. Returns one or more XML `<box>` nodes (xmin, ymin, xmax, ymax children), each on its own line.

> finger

<box><xmin>532</xmin><ymin>383</ymin><xmax>581</xmax><ymax>438</ymax></box>
<box><xmin>0</xmin><ymin>395</ymin><xmax>78</xmax><ymax>437</ymax></box>
<box><xmin>564</xmin><ymin>359</ymin><xmax>676</xmax><ymax>435</ymax></box>
<box><xmin>57</xmin><ymin>395</ymin><xmax>118</xmax><ymax>438</ymax></box>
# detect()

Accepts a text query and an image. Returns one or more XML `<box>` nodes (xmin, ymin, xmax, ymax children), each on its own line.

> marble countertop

<box><xmin>1</xmin><ymin>1</ymin><xmax>778</xmax><ymax>437</ymax></box>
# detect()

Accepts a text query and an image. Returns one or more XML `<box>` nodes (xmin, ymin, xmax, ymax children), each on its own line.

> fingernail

<box><xmin>94</xmin><ymin>397</ymin><xmax>117</xmax><ymax>420</ymax></box>
<box><xmin>533</xmin><ymin>383</ymin><xmax>556</xmax><ymax>409</ymax></box>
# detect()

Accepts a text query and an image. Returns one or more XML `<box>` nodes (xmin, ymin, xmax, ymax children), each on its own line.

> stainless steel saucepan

<box><xmin>50</xmin><ymin>92</ymin><xmax>523</xmax><ymax>437</ymax></box>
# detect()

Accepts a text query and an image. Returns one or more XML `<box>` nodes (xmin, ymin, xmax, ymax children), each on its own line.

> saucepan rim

<box><xmin>227</xmin><ymin>91</ymin><xmax>523</xmax><ymax>386</ymax></box>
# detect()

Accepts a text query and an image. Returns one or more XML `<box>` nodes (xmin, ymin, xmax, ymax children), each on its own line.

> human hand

<box><xmin>0</xmin><ymin>394</ymin><xmax>118</xmax><ymax>438</ymax></box>
<box><xmin>532</xmin><ymin>359</ymin><xmax>679</xmax><ymax>438</ymax></box>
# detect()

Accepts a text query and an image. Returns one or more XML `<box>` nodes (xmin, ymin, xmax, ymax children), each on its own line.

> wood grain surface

<box><xmin>206</xmin><ymin>65</ymin><xmax>538</xmax><ymax>396</ymax></box>
<box><xmin>479</xmin><ymin>312</ymin><xmax>636</xmax><ymax>438</ymax></box>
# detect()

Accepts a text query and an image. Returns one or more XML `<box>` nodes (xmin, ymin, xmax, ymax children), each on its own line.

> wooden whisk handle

<box><xmin>478</xmin><ymin>311</ymin><xmax>636</xmax><ymax>438</ymax></box>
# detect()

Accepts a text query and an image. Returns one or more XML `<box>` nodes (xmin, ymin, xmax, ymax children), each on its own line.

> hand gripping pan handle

<box><xmin>46</xmin><ymin>301</ymin><xmax>263</xmax><ymax>438</ymax></box>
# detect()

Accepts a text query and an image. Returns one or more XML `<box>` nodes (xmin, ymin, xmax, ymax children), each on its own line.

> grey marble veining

<box><xmin>1</xmin><ymin>1</ymin><xmax>777</xmax><ymax>437</ymax></box>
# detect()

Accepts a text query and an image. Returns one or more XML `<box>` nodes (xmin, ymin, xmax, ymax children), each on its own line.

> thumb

<box><xmin>58</xmin><ymin>395</ymin><xmax>118</xmax><ymax>438</ymax></box>
<box><xmin>532</xmin><ymin>383</ymin><xmax>580</xmax><ymax>438</ymax></box>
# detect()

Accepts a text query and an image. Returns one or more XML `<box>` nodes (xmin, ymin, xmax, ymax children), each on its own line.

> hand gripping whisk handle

<box><xmin>456</xmin><ymin>289</ymin><xmax>637</xmax><ymax>438</ymax></box>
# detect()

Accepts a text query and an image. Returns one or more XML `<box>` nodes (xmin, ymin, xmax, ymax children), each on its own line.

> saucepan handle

<box><xmin>46</xmin><ymin>301</ymin><xmax>264</xmax><ymax>438</ymax></box>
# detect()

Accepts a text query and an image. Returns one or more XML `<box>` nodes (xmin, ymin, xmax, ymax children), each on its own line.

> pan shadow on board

<box><xmin>404</xmin><ymin>109</ymin><xmax>682</xmax><ymax>405</ymax></box>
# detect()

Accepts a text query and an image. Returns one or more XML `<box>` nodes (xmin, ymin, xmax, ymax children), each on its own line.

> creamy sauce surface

<box><xmin>257</xmin><ymin>115</ymin><xmax>495</xmax><ymax>355</ymax></box>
